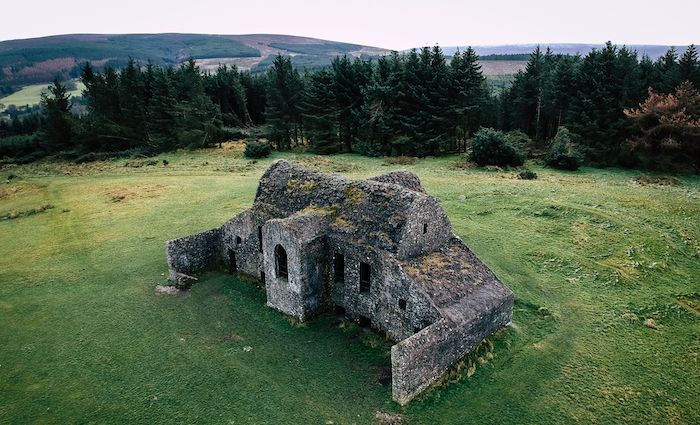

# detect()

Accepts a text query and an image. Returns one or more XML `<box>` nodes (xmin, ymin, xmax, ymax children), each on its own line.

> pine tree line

<box><xmin>3</xmin><ymin>43</ymin><xmax>699</xmax><ymax>171</ymax></box>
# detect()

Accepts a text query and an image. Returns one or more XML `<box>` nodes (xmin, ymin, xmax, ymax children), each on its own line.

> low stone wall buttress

<box><xmin>165</xmin><ymin>227</ymin><xmax>224</xmax><ymax>284</ymax></box>
<box><xmin>390</xmin><ymin>294</ymin><xmax>514</xmax><ymax>405</ymax></box>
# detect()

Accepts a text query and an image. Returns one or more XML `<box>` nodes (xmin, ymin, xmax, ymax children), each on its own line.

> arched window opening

<box><xmin>275</xmin><ymin>244</ymin><xmax>288</xmax><ymax>279</ymax></box>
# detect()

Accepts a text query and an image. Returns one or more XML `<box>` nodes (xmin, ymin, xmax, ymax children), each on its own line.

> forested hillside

<box><xmin>1</xmin><ymin>43</ymin><xmax>699</xmax><ymax>172</ymax></box>
<box><xmin>0</xmin><ymin>33</ymin><xmax>390</xmax><ymax>85</ymax></box>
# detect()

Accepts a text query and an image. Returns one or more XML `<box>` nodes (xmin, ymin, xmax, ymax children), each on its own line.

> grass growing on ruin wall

<box><xmin>0</xmin><ymin>150</ymin><xmax>698</xmax><ymax>424</ymax></box>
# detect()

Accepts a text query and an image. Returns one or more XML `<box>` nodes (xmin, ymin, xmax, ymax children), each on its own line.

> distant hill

<box><xmin>0</xmin><ymin>33</ymin><xmax>392</xmax><ymax>85</ymax></box>
<box><xmin>1</xmin><ymin>34</ymin><xmax>693</xmax><ymax>88</ymax></box>
<box><xmin>440</xmin><ymin>43</ymin><xmax>692</xmax><ymax>60</ymax></box>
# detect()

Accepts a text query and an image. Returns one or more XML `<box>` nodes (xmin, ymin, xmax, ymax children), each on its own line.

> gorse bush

<box><xmin>518</xmin><ymin>169</ymin><xmax>538</xmax><ymax>180</ymax></box>
<box><xmin>545</xmin><ymin>127</ymin><xmax>581</xmax><ymax>171</ymax></box>
<box><xmin>505</xmin><ymin>130</ymin><xmax>533</xmax><ymax>156</ymax></box>
<box><xmin>471</xmin><ymin>128</ymin><xmax>525</xmax><ymax>167</ymax></box>
<box><xmin>244</xmin><ymin>140</ymin><xmax>271</xmax><ymax>158</ymax></box>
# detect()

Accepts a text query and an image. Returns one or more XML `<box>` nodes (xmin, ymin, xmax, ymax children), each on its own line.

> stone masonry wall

<box><xmin>326</xmin><ymin>237</ymin><xmax>441</xmax><ymax>341</ymax></box>
<box><xmin>166</xmin><ymin>227</ymin><xmax>223</xmax><ymax>285</ymax></box>
<box><xmin>220</xmin><ymin>210</ymin><xmax>263</xmax><ymax>277</ymax></box>
<box><xmin>397</xmin><ymin>195</ymin><xmax>454</xmax><ymax>259</ymax></box>
<box><xmin>262</xmin><ymin>214</ymin><xmax>329</xmax><ymax>320</ymax></box>
<box><xmin>390</xmin><ymin>293</ymin><xmax>514</xmax><ymax>405</ymax></box>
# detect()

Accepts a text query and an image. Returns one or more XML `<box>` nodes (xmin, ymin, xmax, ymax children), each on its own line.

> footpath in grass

<box><xmin>0</xmin><ymin>150</ymin><xmax>698</xmax><ymax>424</ymax></box>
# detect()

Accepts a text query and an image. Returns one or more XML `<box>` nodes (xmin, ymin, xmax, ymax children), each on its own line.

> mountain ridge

<box><xmin>0</xmin><ymin>33</ymin><xmax>693</xmax><ymax>86</ymax></box>
<box><xmin>0</xmin><ymin>33</ymin><xmax>392</xmax><ymax>85</ymax></box>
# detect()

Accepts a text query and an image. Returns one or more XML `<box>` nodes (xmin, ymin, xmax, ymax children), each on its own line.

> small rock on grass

<box><xmin>155</xmin><ymin>285</ymin><xmax>182</xmax><ymax>295</ymax></box>
<box><xmin>375</xmin><ymin>411</ymin><xmax>402</xmax><ymax>425</ymax></box>
<box><xmin>644</xmin><ymin>318</ymin><xmax>659</xmax><ymax>330</ymax></box>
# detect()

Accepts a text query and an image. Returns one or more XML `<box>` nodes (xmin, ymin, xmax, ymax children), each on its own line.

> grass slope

<box><xmin>0</xmin><ymin>150</ymin><xmax>698</xmax><ymax>424</ymax></box>
<box><xmin>0</xmin><ymin>81</ymin><xmax>85</xmax><ymax>111</ymax></box>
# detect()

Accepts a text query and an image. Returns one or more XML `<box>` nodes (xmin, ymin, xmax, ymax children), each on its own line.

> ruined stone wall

<box><xmin>262</xmin><ymin>214</ymin><xmax>329</xmax><ymax>320</ymax></box>
<box><xmin>166</xmin><ymin>227</ymin><xmax>223</xmax><ymax>281</ymax></box>
<box><xmin>368</xmin><ymin>170</ymin><xmax>425</xmax><ymax>193</ymax></box>
<box><xmin>397</xmin><ymin>195</ymin><xmax>454</xmax><ymax>259</ymax></box>
<box><xmin>326</xmin><ymin>237</ymin><xmax>440</xmax><ymax>341</ymax></box>
<box><xmin>220</xmin><ymin>210</ymin><xmax>264</xmax><ymax>278</ymax></box>
<box><xmin>390</xmin><ymin>294</ymin><xmax>514</xmax><ymax>405</ymax></box>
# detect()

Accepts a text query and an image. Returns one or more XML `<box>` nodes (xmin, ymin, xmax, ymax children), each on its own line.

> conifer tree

<box><xmin>265</xmin><ymin>55</ymin><xmax>303</xmax><ymax>150</ymax></box>
<box><xmin>655</xmin><ymin>47</ymin><xmax>680</xmax><ymax>93</ymax></box>
<box><xmin>301</xmin><ymin>68</ymin><xmax>340</xmax><ymax>154</ymax></box>
<box><xmin>40</xmin><ymin>79</ymin><xmax>73</xmax><ymax>151</ymax></box>
<box><xmin>450</xmin><ymin>47</ymin><xmax>487</xmax><ymax>151</ymax></box>
<box><xmin>678</xmin><ymin>45</ymin><xmax>700</xmax><ymax>87</ymax></box>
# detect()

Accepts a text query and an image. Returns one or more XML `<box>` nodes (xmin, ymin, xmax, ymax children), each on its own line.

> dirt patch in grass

<box><xmin>201</xmin><ymin>140</ymin><xmax>246</xmax><ymax>156</ymax></box>
<box><xmin>633</xmin><ymin>175</ymin><xmax>681</xmax><ymax>186</ymax></box>
<box><xmin>449</xmin><ymin>157</ymin><xmax>476</xmax><ymax>170</ymax></box>
<box><xmin>0</xmin><ymin>183</ymin><xmax>44</xmax><ymax>200</ymax></box>
<box><xmin>677</xmin><ymin>294</ymin><xmax>700</xmax><ymax>316</ymax></box>
<box><xmin>107</xmin><ymin>184</ymin><xmax>166</xmax><ymax>203</ymax></box>
<box><xmin>0</xmin><ymin>185</ymin><xmax>25</xmax><ymax>200</ymax></box>
<box><xmin>296</xmin><ymin>156</ymin><xmax>359</xmax><ymax>173</ymax></box>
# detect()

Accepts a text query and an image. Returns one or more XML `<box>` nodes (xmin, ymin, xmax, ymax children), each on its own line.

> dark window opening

<box><xmin>258</xmin><ymin>226</ymin><xmax>263</xmax><ymax>253</ymax></box>
<box><xmin>275</xmin><ymin>244</ymin><xmax>288</xmax><ymax>279</ymax></box>
<box><xmin>398</xmin><ymin>299</ymin><xmax>407</xmax><ymax>310</ymax></box>
<box><xmin>423</xmin><ymin>223</ymin><xmax>428</xmax><ymax>234</ymax></box>
<box><xmin>260</xmin><ymin>271</ymin><xmax>265</xmax><ymax>283</ymax></box>
<box><xmin>359</xmin><ymin>262</ymin><xmax>371</xmax><ymax>293</ymax></box>
<box><xmin>334</xmin><ymin>253</ymin><xmax>345</xmax><ymax>283</ymax></box>
<box><xmin>235</xmin><ymin>236</ymin><xmax>242</xmax><ymax>245</ymax></box>
<box><xmin>228</xmin><ymin>249</ymin><xmax>237</xmax><ymax>274</ymax></box>
<box><xmin>358</xmin><ymin>315</ymin><xmax>371</xmax><ymax>328</ymax></box>
<box><xmin>333</xmin><ymin>305</ymin><xmax>346</xmax><ymax>316</ymax></box>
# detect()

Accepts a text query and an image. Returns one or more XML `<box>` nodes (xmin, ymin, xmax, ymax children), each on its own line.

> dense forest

<box><xmin>1</xmin><ymin>42</ymin><xmax>699</xmax><ymax>171</ymax></box>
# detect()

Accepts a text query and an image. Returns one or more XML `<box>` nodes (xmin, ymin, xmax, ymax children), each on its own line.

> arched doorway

<box><xmin>275</xmin><ymin>244</ymin><xmax>288</xmax><ymax>279</ymax></box>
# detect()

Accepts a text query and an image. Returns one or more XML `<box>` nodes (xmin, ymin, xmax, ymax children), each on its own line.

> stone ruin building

<box><xmin>165</xmin><ymin>160</ymin><xmax>513</xmax><ymax>405</ymax></box>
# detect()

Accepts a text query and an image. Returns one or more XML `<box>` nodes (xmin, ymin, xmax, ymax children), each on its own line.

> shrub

<box><xmin>244</xmin><ymin>140</ymin><xmax>271</xmax><ymax>158</ymax></box>
<box><xmin>545</xmin><ymin>127</ymin><xmax>581</xmax><ymax>171</ymax></box>
<box><xmin>470</xmin><ymin>128</ymin><xmax>525</xmax><ymax>167</ymax></box>
<box><xmin>221</xmin><ymin>126</ymin><xmax>249</xmax><ymax>141</ymax></box>
<box><xmin>505</xmin><ymin>130</ymin><xmax>534</xmax><ymax>155</ymax></box>
<box><xmin>518</xmin><ymin>169</ymin><xmax>538</xmax><ymax>180</ymax></box>
<box><xmin>0</xmin><ymin>134</ymin><xmax>45</xmax><ymax>162</ymax></box>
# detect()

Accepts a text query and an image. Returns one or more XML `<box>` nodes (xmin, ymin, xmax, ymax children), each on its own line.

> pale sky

<box><xmin>3</xmin><ymin>0</ymin><xmax>699</xmax><ymax>49</ymax></box>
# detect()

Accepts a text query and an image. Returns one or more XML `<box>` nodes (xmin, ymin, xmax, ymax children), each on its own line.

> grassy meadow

<box><xmin>0</xmin><ymin>81</ymin><xmax>85</xmax><ymax>112</ymax></box>
<box><xmin>0</xmin><ymin>147</ymin><xmax>698</xmax><ymax>424</ymax></box>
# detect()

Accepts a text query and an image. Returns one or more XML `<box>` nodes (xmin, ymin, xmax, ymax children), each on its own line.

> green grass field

<box><xmin>1</xmin><ymin>149</ymin><xmax>698</xmax><ymax>424</ymax></box>
<box><xmin>0</xmin><ymin>81</ymin><xmax>85</xmax><ymax>112</ymax></box>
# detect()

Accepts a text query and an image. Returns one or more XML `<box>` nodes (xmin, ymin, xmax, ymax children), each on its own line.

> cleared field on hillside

<box><xmin>0</xmin><ymin>81</ymin><xmax>85</xmax><ymax>111</ymax></box>
<box><xmin>0</xmin><ymin>151</ymin><xmax>698</xmax><ymax>424</ymax></box>
<box><xmin>479</xmin><ymin>60</ymin><xmax>526</xmax><ymax>75</ymax></box>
